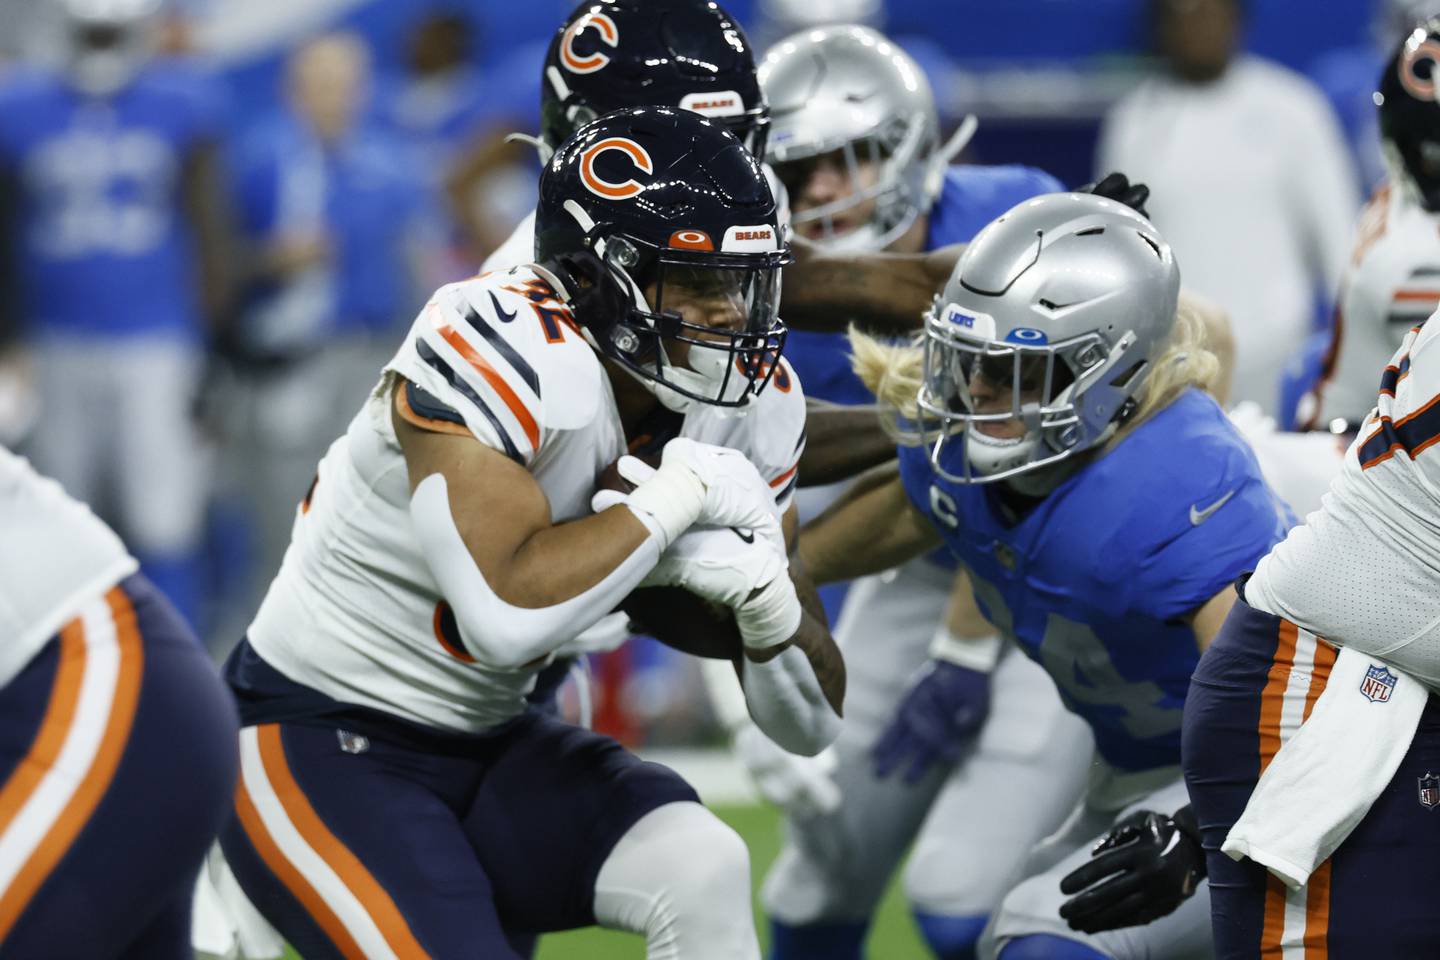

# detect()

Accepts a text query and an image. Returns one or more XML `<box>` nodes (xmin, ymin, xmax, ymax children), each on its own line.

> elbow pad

<box><xmin>409</xmin><ymin>474</ymin><xmax>660</xmax><ymax>669</ymax></box>
<box><xmin>741</xmin><ymin>645</ymin><xmax>842</xmax><ymax>757</ymax></box>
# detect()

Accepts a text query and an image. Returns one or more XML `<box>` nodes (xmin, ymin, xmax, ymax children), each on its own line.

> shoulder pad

<box><xmin>385</xmin><ymin>268</ymin><xmax>606</xmax><ymax>464</ymax></box>
<box><xmin>1078</xmin><ymin>392</ymin><xmax>1288</xmax><ymax>603</ymax></box>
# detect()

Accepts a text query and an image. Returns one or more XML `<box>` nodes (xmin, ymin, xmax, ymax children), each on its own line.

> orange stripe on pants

<box><xmin>0</xmin><ymin>586</ymin><xmax>143</xmax><ymax>942</ymax></box>
<box><xmin>1302</xmin><ymin>860</ymin><xmax>1332</xmax><ymax>958</ymax></box>
<box><xmin>234</xmin><ymin>777</ymin><xmax>367</xmax><ymax>960</ymax></box>
<box><xmin>1256</xmin><ymin>624</ymin><xmax>1338</xmax><ymax>958</ymax></box>
<box><xmin>1302</xmin><ymin>641</ymin><xmax>1338</xmax><ymax>723</ymax></box>
<box><xmin>1257</xmin><ymin>619</ymin><xmax>1299</xmax><ymax>775</ymax></box>
<box><xmin>1260</xmin><ymin>874</ymin><xmax>1288</xmax><ymax>958</ymax></box>
<box><xmin>255</xmin><ymin>724</ymin><xmax>430</xmax><ymax>959</ymax></box>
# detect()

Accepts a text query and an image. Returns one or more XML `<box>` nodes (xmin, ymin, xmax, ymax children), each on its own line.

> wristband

<box><xmin>928</xmin><ymin>625</ymin><xmax>1004</xmax><ymax>673</ymax></box>
<box><xmin>622</xmin><ymin>460</ymin><xmax>705</xmax><ymax>550</ymax></box>
<box><xmin>735</xmin><ymin>575</ymin><xmax>803</xmax><ymax>650</ymax></box>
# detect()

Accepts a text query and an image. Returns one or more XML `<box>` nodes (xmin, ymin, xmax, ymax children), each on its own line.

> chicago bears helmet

<box><xmin>918</xmin><ymin>193</ymin><xmax>1180</xmax><ymax>485</ymax></box>
<box><xmin>1379</xmin><ymin>18</ymin><xmax>1440</xmax><ymax>211</ymax></box>
<box><xmin>541</xmin><ymin>0</ymin><xmax>768</xmax><ymax>159</ymax></box>
<box><xmin>760</xmin><ymin>25</ymin><xmax>959</xmax><ymax>252</ymax></box>
<box><xmin>536</xmin><ymin>107</ymin><xmax>790</xmax><ymax>412</ymax></box>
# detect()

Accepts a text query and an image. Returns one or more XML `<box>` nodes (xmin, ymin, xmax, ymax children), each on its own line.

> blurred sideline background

<box><xmin>0</xmin><ymin>2</ymin><xmax>1408</xmax><ymax>952</ymax></box>
<box><xmin>0</xmin><ymin>0</ymin><xmax>1399</xmax><ymax>751</ymax></box>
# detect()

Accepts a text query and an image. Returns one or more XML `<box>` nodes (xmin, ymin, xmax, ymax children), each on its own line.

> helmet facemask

<box><xmin>916</xmin><ymin>305</ymin><xmax>1132</xmax><ymax>485</ymax></box>
<box><xmin>590</xmin><ymin>229</ymin><xmax>789</xmax><ymax>412</ymax></box>
<box><xmin>774</xmin><ymin>113</ymin><xmax>931</xmax><ymax>252</ymax></box>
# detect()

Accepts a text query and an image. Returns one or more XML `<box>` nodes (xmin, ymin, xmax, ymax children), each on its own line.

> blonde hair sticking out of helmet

<box><xmin>849</xmin><ymin>288</ymin><xmax>1223</xmax><ymax>452</ymax></box>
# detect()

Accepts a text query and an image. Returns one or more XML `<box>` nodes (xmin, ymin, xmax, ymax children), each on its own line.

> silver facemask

<box><xmin>917</xmin><ymin>193</ymin><xmax>1181</xmax><ymax>486</ymax></box>
<box><xmin>760</xmin><ymin>24</ymin><xmax>973</xmax><ymax>253</ymax></box>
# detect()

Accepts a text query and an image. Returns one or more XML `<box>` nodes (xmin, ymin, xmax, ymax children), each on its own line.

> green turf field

<box><xmin>284</xmin><ymin>803</ymin><xmax>927</xmax><ymax>959</ymax></box>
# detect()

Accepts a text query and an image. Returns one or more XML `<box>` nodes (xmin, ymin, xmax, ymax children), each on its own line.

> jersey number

<box><xmin>1037</xmin><ymin>615</ymin><xmax>1181</xmax><ymax>740</ymax></box>
<box><xmin>967</xmin><ymin>573</ymin><xmax>1180</xmax><ymax>740</ymax></box>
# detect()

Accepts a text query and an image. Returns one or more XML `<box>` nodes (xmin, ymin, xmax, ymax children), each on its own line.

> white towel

<box><xmin>1221</xmin><ymin>645</ymin><xmax>1427</xmax><ymax>889</ymax></box>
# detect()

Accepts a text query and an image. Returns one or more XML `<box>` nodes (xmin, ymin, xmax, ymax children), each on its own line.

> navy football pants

<box><xmin>1184</xmin><ymin>591</ymin><xmax>1440</xmax><ymax>958</ymax></box>
<box><xmin>0</xmin><ymin>574</ymin><xmax>239</xmax><ymax>959</ymax></box>
<box><xmin>220</xmin><ymin>710</ymin><xmax>697</xmax><ymax>959</ymax></box>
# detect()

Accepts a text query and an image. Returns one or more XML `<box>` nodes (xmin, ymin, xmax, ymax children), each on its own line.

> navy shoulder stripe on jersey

<box><xmin>463</xmin><ymin>296</ymin><xmax>541</xmax><ymax>397</ymax></box>
<box><xmin>415</xmin><ymin>339</ymin><xmax>523</xmax><ymax>463</ymax></box>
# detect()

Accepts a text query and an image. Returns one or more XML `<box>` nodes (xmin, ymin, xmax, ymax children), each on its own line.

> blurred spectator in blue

<box><xmin>0</xmin><ymin>0</ymin><xmax>235</xmax><ymax>625</ymax></box>
<box><xmin>222</xmin><ymin>31</ymin><xmax>438</xmax><ymax>617</ymax></box>
<box><xmin>373</xmin><ymin>8</ymin><xmax>537</xmax><ymax>271</ymax></box>
<box><xmin>1098</xmin><ymin>0</ymin><xmax>1360</xmax><ymax>418</ymax></box>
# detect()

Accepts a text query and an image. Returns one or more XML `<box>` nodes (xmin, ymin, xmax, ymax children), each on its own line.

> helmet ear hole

<box><xmin>1108</xmin><ymin>360</ymin><xmax>1146</xmax><ymax>390</ymax></box>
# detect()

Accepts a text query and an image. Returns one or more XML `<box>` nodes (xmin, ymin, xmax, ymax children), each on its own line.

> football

<box><xmin>598</xmin><ymin>453</ymin><xmax>744</xmax><ymax>661</ymax></box>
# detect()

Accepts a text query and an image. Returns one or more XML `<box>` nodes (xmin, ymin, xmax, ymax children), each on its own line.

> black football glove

<box><xmin>1058</xmin><ymin>805</ymin><xmax>1206</xmax><ymax>934</ymax></box>
<box><xmin>1078</xmin><ymin>172</ymin><xmax>1151</xmax><ymax>219</ymax></box>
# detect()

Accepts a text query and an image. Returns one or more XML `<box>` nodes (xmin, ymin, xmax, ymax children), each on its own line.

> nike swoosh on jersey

<box><xmin>732</xmin><ymin>528</ymin><xmax>755</xmax><ymax>544</ymax></box>
<box><xmin>1189</xmin><ymin>490</ymin><xmax>1237</xmax><ymax>526</ymax></box>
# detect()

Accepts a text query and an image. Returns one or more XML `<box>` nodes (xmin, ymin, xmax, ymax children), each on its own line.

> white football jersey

<box><xmin>0</xmin><ymin>447</ymin><xmax>137</xmax><ymax>688</ymax></box>
<box><xmin>1248</xmin><ymin>317</ymin><xmax>1440</xmax><ymax>684</ymax></box>
<box><xmin>1308</xmin><ymin>182</ymin><xmax>1440</xmax><ymax>426</ymax></box>
<box><xmin>248</xmin><ymin>265</ymin><xmax>806</xmax><ymax>734</ymax></box>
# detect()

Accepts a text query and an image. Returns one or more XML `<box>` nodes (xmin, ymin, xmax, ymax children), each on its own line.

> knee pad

<box><xmin>768</xmin><ymin>919</ymin><xmax>867</xmax><ymax>960</ymax></box>
<box><xmin>996</xmin><ymin>934</ymin><xmax>1110</xmax><ymax>960</ymax></box>
<box><xmin>594</xmin><ymin>801</ymin><xmax>758</xmax><ymax>960</ymax></box>
<box><xmin>912</xmin><ymin>911</ymin><xmax>988</xmax><ymax>960</ymax></box>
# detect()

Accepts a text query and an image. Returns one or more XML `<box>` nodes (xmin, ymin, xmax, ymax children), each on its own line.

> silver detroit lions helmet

<box><xmin>918</xmin><ymin>193</ymin><xmax>1181</xmax><ymax>485</ymax></box>
<box><xmin>760</xmin><ymin>25</ymin><xmax>967</xmax><ymax>252</ymax></box>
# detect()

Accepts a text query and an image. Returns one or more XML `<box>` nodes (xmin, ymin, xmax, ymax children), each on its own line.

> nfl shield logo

<box><xmin>336</xmin><ymin>729</ymin><xmax>370</xmax><ymax>755</ymax></box>
<box><xmin>1360</xmin><ymin>664</ymin><xmax>1398</xmax><ymax>703</ymax></box>
<box><xmin>1420</xmin><ymin>773</ymin><xmax>1440</xmax><ymax>811</ymax></box>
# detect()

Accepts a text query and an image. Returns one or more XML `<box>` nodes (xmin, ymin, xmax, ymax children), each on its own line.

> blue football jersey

<box><xmin>898</xmin><ymin>389</ymin><xmax>1294</xmax><ymax>771</ymax></box>
<box><xmin>783</xmin><ymin>163</ymin><xmax>1064</xmax><ymax>407</ymax></box>
<box><xmin>0</xmin><ymin>62</ymin><xmax>223</xmax><ymax>339</ymax></box>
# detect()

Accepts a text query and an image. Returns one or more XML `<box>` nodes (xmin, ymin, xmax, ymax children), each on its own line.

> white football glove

<box><xmin>734</xmin><ymin>722</ymin><xmax>841</xmax><ymax>818</ymax></box>
<box><xmin>615</xmin><ymin>438</ymin><xmax>783</xmax><ymax>548</ymax></box>
<box><xmin>594</xmin><ymin>478</ymin><xmax>799</xmax><ymax>650</ymax></box>
<box><xmin>647</xmin><ymin>525</ymin><xmax>789</xmax><ymax>608</ymax></box>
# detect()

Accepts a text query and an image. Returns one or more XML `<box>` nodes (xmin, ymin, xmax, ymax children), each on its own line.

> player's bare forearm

<box><xmin>744</xmin><ymin>606</ymin><xmax>846</xmax><ymax>716</ymax></box>
<box><xmin>781</xmin><ymin>241</ymin><xmax>964</xmax><ymax>334</ymax></box>
<box><xmin>626</xmin><ymin>566</ymin><xmax>846</xmax><ymax>717</ymax></box>
<box><xmin>393</xmin><ymin>391</ymin><xmax>653</xmax><ymax>608</ymax></box>
<box><xmin>799</xmin><ymin>467</ymin><xmax>942</xmax><ymax>584</ymax></box>
<box><xmin>799</xmin><ymin>399</ymin><xmax>896</xmax><ymax>487</ymax></box>
<box><xmin>1188</xmin><ymin>587</ymin><xmax>1238</xmax><ymax>653</ymax></box>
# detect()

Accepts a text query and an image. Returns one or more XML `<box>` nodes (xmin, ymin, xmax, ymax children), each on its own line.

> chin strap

<box><xmin>505</xmin><ymin>131</ymin><xmax>553</xmax><ymax>167</ymax></box>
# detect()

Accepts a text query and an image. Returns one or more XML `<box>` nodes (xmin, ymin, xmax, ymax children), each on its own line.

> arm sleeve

<box><xmin>409</xmin><ymin>473</ymin><xmax>661</xmax><ymax>670</ymax></box>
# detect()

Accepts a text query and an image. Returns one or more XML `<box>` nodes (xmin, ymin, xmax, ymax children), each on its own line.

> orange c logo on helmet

<box><xmin>560</xmin><ymin>12</ymin><xmax>619</xmax><ymax>74</ymax></box>
<box><xmin>580</xmin><ymin>137</ymin><xmax>653</xmax><ymax>200</ymax></box>
<box><xmin>1400</xmin><ymin>38</ymin><xmax>1440</xmax><ymax>101</ymax></box>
